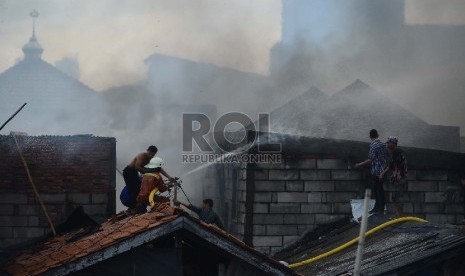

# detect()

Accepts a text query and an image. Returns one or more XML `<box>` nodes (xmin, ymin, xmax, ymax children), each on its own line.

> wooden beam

<box><xmin>12</xmin><ymin>133</ymin><xmax>57</xmax><ymax>236</ymax></box>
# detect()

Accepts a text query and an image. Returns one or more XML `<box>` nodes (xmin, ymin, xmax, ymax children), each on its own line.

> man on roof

<box><xmin>380</xmin><ymin>136</ymin><xmax>408</xmax><ymax>217</ymax></box>
<box><xmin>354</xmin><ymin>129</ymin><xmax>388</xmax><ymax>215</ymax></box>
<box><xmin>174</xmin><ymin>198</ymin><xmax>224</xmax><ymax>230</ymax></box>
<box><xmin>136</xmin><ymin>157</ymin><xmax>172</xmax><ymax>212</ymax></box>
<box><xmin>121</xmin><ymin>145</ymin><xmax>174</xmax><ymax>210</ymax></box>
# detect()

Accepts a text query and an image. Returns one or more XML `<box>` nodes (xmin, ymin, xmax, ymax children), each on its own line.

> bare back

<box><xmin>128</xmin><ymin>152</ymin><xmax>151</xmax><ymax>172</ymax></box>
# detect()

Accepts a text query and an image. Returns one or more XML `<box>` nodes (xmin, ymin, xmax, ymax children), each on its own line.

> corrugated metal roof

<box><xmin>279</xmin><ymin>216</ymin><xmax>465</xmax><ymax>275</ymax></box>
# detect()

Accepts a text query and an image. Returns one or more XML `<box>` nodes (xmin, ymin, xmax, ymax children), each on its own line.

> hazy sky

<box><xmin>0</xmin><ymin>0</ymin><xmax>281</xmax><ymax>90</ymax></box>
<box><xmin>1</xmin><ymin>0</ymin><xmax>465</xmax><ymax>90</ymax></box>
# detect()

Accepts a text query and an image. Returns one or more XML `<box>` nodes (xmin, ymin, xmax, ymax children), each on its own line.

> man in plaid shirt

<box><xmin>355</xmin><ymin>129</ymin><xmax>388</xmax><ymax>214</ymax></box>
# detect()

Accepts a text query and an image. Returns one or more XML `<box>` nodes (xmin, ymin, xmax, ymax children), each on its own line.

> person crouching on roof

<box><xmin>174</xmin><ymin>199</ymin><xmax>224</xmax><ymax>230</ymax></box>
<box><xmin>135</xmin><ymin>157</ymin><xmax>172</xmax><ymax>212</ymax></box>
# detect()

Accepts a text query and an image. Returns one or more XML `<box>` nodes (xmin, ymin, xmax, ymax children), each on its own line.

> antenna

<box><xmin>30</xmin><ymin>9</ymin><xmax>39</xmax><ymax>37</ymax></box>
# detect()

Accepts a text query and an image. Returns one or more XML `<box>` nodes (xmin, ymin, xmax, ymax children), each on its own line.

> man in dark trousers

<box><xmin>175</xmin><ymin>198</ymin><xmax>224</xmax><ymax>229</ymax></box>
<box><xmin>380</xmin><ymin>136</ymin><xmax>408</xmax><ymax>217</ymax></box>
<box><xmin>122</xmin><ymin>146</ymin><xmax>173</xmax><ymax>209</ymax></box>
<box><xmin>354</xmin><ymin>129</ymin><xmax>388</xmax><ymax>214</ymax></box>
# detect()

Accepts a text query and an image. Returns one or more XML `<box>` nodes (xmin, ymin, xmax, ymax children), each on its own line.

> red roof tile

<box><xmin>3</xmin><ymin>207</ymin><xmax>182</xmax><ymax>275</ymax></box>
<box><xmin>3</xmin><ymin>206</ymin><xmax>296</xmax><ymax>276</ymax></box>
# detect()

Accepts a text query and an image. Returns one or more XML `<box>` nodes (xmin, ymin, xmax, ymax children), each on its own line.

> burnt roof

<box><xmin>275</xmin><ymin>216</ymin><xmax>465</xmax><ymax>275</ymax></box>
<box><xmin>2</xmin><ymin>207</ymin><xmax>296</xmax><ymax>276</ymax></box>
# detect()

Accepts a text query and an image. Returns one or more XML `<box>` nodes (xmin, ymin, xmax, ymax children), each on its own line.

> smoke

<box><xmin>2</xmin><ymin>0</ymin><xmax>465</xmax><ymax>212</ymax></box>
<box><xmin>55</xmin><ymin>54</ymin><xmax>79</xmax><ymax>79</ymax></box>
<box><xmin>405</xmin><ymin>0</ymin><xmax>465</xmax><ymax>26</ymax></box>
<box><xmin>269</xmin><ymin>0</ymin><xmax>465</xmax><ymax>136</ymax></box>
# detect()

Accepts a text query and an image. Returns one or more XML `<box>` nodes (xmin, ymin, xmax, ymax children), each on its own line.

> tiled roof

<box><xmin>3</xmin><ymin>207</ymin><xmax>182</xmax><ymax>276</ymax></box>
<box><xmin>2</xmin><ymin>206</ymin><xmax>296</xmax><ymax>276</ymax></box>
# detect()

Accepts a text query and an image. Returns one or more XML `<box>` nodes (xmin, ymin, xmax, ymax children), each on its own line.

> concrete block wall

<box><xmin>0</xmin><ymin>135</ymin><xmax>116</xmax><ymax>249</ymax></box>
<box><xmin>247</xmin><ymin>157</ymin><xmax>464</xmax><ymax>255</ymax></box>
<box><xmin>181</xmin><ymin>162</ymin><xmax>242</xmax><ymax>232</ymax></box>
<box><xmin>249</xmin><ymin>157</ymin><xmax>364</xmax><ymax>255</ymax></box>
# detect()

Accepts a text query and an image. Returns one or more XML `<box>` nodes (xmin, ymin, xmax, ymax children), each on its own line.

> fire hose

<box><xmin>148</xmin><ymin>177</ymin><xmax>192</xmax><ymax>208</ymax></box>
<box><xmin>288</xmin><ymin>216</ymin><xmax>428</xmax><ymax>269</ymax></box>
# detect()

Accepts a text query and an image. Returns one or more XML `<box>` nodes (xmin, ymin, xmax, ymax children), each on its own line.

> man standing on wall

<box><xmin>380</xmin><ymin>136</ymin><xmax>408</xmax><ymax>217</ymax></box>
<box><xmin>354</xmin><ymin>129</ymin><xmax>388</xmax><ymax>214</ymax></box>
<box><xmin>122</xmin><ymin>146</ymin><xmax>174</xmax><ymax>209</ymax></box>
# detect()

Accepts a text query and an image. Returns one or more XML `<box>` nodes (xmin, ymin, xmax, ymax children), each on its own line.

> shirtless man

<box><xmin>123</xmin><ymin>146</ymin><xmax>174</xmax><ymax>208</ymax></box>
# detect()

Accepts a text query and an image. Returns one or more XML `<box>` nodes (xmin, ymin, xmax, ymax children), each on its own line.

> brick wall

<box><xmin>0</xmin><ymin>135</ymin><xmax>116</xmax><ymax>248</ymax></box>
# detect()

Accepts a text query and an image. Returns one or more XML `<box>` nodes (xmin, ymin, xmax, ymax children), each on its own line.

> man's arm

<box><xmin>379</xmin><ymin>166</ymin><xmax>390</xmax><ymax>179</ymax></box>
<box><xmin>160</xmin><ymin>168</ymin><xmax>174</xmax><ymax>180</ymax></box>
<box><xmin>354</xmin><ymin>159</ymin><xmax>371</xmax><ymax>168</ymax></box>
<box><xmin>174</xmin><ymin>200</ymin><xmax>201</xmax><ymax>215</ymax></box>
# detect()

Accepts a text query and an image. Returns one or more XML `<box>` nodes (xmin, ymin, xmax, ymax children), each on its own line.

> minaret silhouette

<box><xmin>22</xmin><ymin>10</ymin><xmax>44</xmax><ymax>60</ymax></box>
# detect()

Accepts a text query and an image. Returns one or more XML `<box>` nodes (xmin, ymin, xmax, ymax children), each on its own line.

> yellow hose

<box><xmin>148</xmin><ymin>187</ymin><xmax>159</xmax><ymax>208</ymax></box>
<box><xmin>289</xmin><ymin>216</ymin><xmax>427</xmax><ymax>269</ymax></box>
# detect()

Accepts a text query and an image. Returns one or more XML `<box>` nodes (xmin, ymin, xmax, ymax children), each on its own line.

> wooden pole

<box><xmin>0</xmin><ymin>103</ymin><xmax>27</xmax><ymax>132</ymax></box>
<box><xmin>12</xmin><ymin>134</ymin><xmax>57</xmax><ymax>236</ymax></box>
<box><xmin>173</xmin><ymin>180</ymin><xmax>178</xmax><ymax>206</ymax></box>
<box><xmin>353</xmin><ymin>188</ymin><xmax>371</xmax><ymax>275</ymax></box>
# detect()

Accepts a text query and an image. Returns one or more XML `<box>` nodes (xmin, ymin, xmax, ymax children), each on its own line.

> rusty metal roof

<box><xmin>277</xmin><ymin>216</ymin><xmax>465</xmax><ymax>275</ymax></box>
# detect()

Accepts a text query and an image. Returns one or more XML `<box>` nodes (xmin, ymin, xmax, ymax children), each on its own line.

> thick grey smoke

<box><xmin>270</xmin><ymin>0</ymin><xmax>465</xmax><ymax>135</ymax></box>
<box><xmin>2</xmin><ymin>0</ymin><xmax>465</xmax><ymax>212</ymax></box>
<box><xmin>55</xmin><ymin>55</ymin><xmax>79</xmax><ymax>79</ymax></box>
